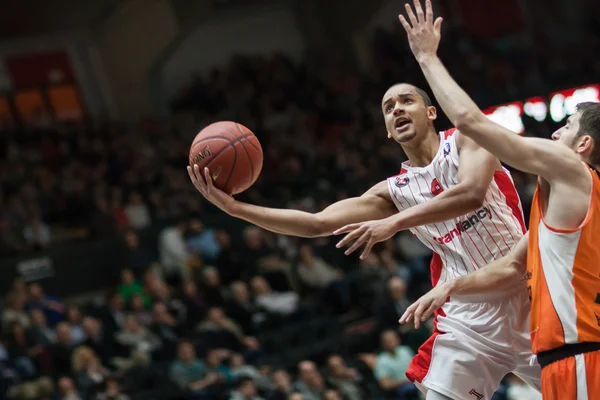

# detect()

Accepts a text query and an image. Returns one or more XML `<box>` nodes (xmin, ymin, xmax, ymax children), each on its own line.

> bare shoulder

<box><xmin>364</xmin><ymin>180</ymin><xmax>393</xmax><ymax>201</ymax></box>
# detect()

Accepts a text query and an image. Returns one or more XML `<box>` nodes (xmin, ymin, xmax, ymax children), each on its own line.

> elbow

<box><xmin>309</xmin><ymin>214</ymin><xmax>329</xmax><ymax>238</ymax></box>
<box><xmin>453</xmin><ymin>110</ymin><xmax>485</xmax><ymax>134</ymax></box>
<box><xmin>461</xmin><ymin>188</ymin><xmax>486</xmax><ymax>211</ymax></box>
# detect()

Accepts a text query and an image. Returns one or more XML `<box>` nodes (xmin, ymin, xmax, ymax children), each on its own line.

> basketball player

<box><xmin>396</xmin><ymin>1</ymin><xmax>600</xmax><ymax>399</ymax></box>
<box><xmin>187</xmin><ymin>75</ymin><xmax>540</xmax><ymax>400</ymax></box>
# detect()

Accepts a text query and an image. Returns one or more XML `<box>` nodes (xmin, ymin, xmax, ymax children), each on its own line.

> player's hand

<box><xmin>399</xmin><ymin>282</ymin><xmax>451</xmax><ymax>328</ymax></box>
<box><xmin>187</xmin><ymin>164</ymin><xmax>235</xmax><ymax>213</ymax></box>
<box><xmin>334</xmin><ymin>219</ymin><xmax>398</xmax><ymax>259</ymax></box>
<box><xmin>398</xmin><ymin>0</ymin><xmax>443</xmax><ymax>62</ymax></box>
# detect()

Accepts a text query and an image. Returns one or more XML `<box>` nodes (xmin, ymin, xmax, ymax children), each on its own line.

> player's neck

<box><xmin>402</xmin><ymin>130</ymin><xmax>440</xmax><ymax>168</ymax></box>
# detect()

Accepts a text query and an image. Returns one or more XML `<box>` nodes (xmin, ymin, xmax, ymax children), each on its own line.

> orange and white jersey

<box><xmin>527</xmin><ymin>165</ymin><xmax>600</xmax><ymax>354</ymax></box>
<box><xmin>387</xmin><ymin>129</ymin><xmax>526</xmax><ymax>287</ymax></box>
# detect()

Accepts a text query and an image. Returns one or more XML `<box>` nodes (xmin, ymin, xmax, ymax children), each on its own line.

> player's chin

<box><xmin>393</xmin><ymin>130</ymin><xmax>417</xmax><ymax>144</ymax></box>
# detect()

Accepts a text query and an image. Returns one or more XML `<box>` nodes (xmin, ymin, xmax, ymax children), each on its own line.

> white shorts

<box><xmin>406</xmin><ymin>289</ymin><xmax>541</xmax><ymax>400</ymax></box>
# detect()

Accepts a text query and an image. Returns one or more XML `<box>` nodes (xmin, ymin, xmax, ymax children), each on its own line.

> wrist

<box><xmin>416</xmin><ymin>52</ymin><xmax>438</xmax><ymax>65</ymax></box>
<box><xmin>225</xmin><ymin>199</ymin><xmax>240</xmax><ymax>216</ymax></box>
<box><xmin>445</xmin><ymin>279</ymin><xmax>458</xmax><ymax>296</ymax></box>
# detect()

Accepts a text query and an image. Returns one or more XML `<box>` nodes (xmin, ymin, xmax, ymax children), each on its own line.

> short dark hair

<box><xmin>575</xmin><ymin>102</ymin><xmax>600</xmax><ymax>166</ymax></box>
<box><xmin>413</xmin><ymin>86</ymin><xmax>433</xmax><ymax>107</ymax></box>
<box><xmin>387</xmin><ymin>83</ymin><xmax>433</xmax><ymax>107</ymax></box>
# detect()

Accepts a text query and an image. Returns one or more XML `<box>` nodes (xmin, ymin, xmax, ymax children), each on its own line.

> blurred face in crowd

<box><xmin>327</xmin><ymin>355</ymin><xmax>346</xmax><ymax>377</ymax></box>
<box><xmin>239</xmin><ymin>379</ymin><xmax>257</xmax><ymax>397</ymax></box>
<box><xmin>178</xmin><ymin>341</ymin><xmax>195</xmax><ymax>364</ymax></box>
<box><xmin>250</xmin><ymin>276</ymin><xmax>270</xmax><ymax>295</ymax></box>
<box><xmin>205</xmin><ymin>349</ymin><xmax>221</xmax><ymax>367</ymax></box>
<box><xmin>121</xmin><ymin>269</ymin><xmax>135</xmax><ymax>285</ymax></box>
<box><xmin>28</xmin><ymin>283</ymin><xmax>44</xmax><ymax>300</ymax></box>
<box><xmin>388</xmin><ymin>277</ymin><xmax>407</xmax><ymax>301</ymax></box>
<box><xmin>273</xmin><ymin>369</ymin><xmax>292</xmax><ymax>390</ymax></box>
<box><xmin>324</xmin><ymin>390</ymin><xmax>342</xmax><ymax>400</ymax></box>
<box><xmin>229</xmin><ymin>353</ymin><xmax>245</xmax><ymax>368</ymax></box>
<box><xmin>382</xmin><ymin>83</ymin><xmax>437</xmax><ymax>145</ymax></box>
<box><xmin>207</xmin><ymin>307</ymin><xmax>225</xmax><ymax>325</ymax></box>
<box><xmin>288</xmin><ymin>394</ymin><xmax>303</xmax><ymax>400</ymax></box>
<box><xmin>56</xmin><ymin>322</ymin><xmax>72</xmax><ymax>345</ymax></box>
<box><xmin>381</xmin><ymin>330</ymin><xmax>400</xmax><ymax>352</ymax></box>
<box><xmin>125</xmin><ymin>231</ymin><xmax>139</xmax><ymax>248</ymax></box>
<box><xmin>298</xmin><ymin>361</ymin><xmax>323</xmax><ymax>388</ymax></box>
<box><xmin>82</xmin><ymin>317</ymin><xmax>100</xmax><ymax>337</ymax></box>
<box><xmin>231</xmin><ymin>281</ymin><xmax>249</xmax><ymax>303</ymax></box>
<box><xmin>31</xmin><ymin>308</ymin><xmax>47</xmax><ymax>326</ymax></box>
<box><xmin>203</xmin><ymin>268</ymin><xmax>220</xmax><ymax>287</ymax></box>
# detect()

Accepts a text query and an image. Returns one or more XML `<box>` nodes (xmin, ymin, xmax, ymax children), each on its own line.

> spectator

<box><xmin>97</xmin><ymin>378</ymin><xmax>131</xmax><ymax>400</ymax></box>
<box><xmin>71</xmin><ymin>346</ymin><xmax>110</xmax><ymax>396</ymax></box>
<box><xmin>294</xmin><ymin>361</ymin><xmax>325</xmax><ymax>400</ymax></box>
<box><xmin>2</xmin><ymin>292</ymin><xmax>31</xmax><ymax>330</ymax></box>
<box><xmin>123</xmin><ymin>231</ymin><xmax>155</xmax><ymax>277</ymax></box>
<box><xmin>158</xmin><ymin>220</ymin><xmax>191</xmax><ymax>284</ymax></box>
<box><xmin>49</xmin><ymin>322</ymin><xmax>76</xmax><ymax>377</ymax></box>
<box><xmin>56</xmin><ymin>376</ymin><xmax>82</xmax><ymax>400</ymax></box>
<box><xmin>23</xmin><ymin>215</ymin><xmax>52</xmax><ymax>249</ymax></box>
<box><xmin>374</xmin><ymin>330</ymin><xmax>419</xmax><ymax>400</ymax></box>
<box><xmin>170</xmin><ymin>340</ymin><xmax>218</xmax><ymax>394</ymax></box>
<box><xmin>200</xmin><ymin>266</ymin><xmax>227</xmax><ymax>307</ymax></box>
<box><xmin>251</xmin><ymin>276</ymin><xmax>299</xmax><ymax>317</ymax></box>
<box><xmin>230</xmin><ymin>377</ymin><xmax>265</xmax><ymax>400</ymax></box>
<box><xmin>376</xmin><ymin>277</ymin><xmax>410</xmax><ymax>331</ymax></box>
<box><xmin>27</xmin><ymin>308</ymin><xmax>56</xmax><ymax>346</ymax></box>
<box><xmin>118</xmin><ymin>268</ymin><xmax>151</xmax><ymax>307</ymax></box>
<box><xmin>82</xmin><ymin>317</ymin><xmax>114</xmax><ymax>367</ymax></box>
<box><xmin>179</xmin><ymin>279</ymin><xmax>206</xmax><ymax>328</ymax></box>
<box><xmin>123</xmin><ymin>192</ymin><xmax>151</xmax><ymax>229</ymax></box>
<box><xmin>100</xmin><ymin>292</ymin><xmax>125</xmax><ymax>337</ymax></box>
<box><xmin>325</xmin><ymin>354</ymin><xmax>363</xmax><ymax>400</ymax></box>
<box><xmin>226</xmin><ymin>281</ymin><xmax>256</xmax><ymax>335</ymax></box>
<box><xmin>114</xmin><ymin>315</ymin><xmax>161</xmax><ymax>359</ymax></box>
<box><xmin>25</xmin><ymin>283</ymin><xmax>65</xmax><ymax>327</ymax></box>
<box><xmin>65</xmin><ymin>305</ymin><xmax>86</xmax><ymax>345</ymax></box>
<box><xmin>129</xmin><ymin>293</ymin><xmax>153</xmax><ymax>327</ymax></box>
<box><xmin>268</xmin><ymin>369</ymin><xmax>295</xmax><ymax>400</ymax></box>
<box><xmin>187</xmin><ymin>218</ymin><xmax>221</xmax><ymax>262</ymax></box>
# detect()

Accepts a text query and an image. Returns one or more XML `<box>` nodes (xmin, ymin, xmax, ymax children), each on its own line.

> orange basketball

<box><xmin>189</xmin><ymin>121</ymin><xmax>263</xmax><ymax>195</ymax></box>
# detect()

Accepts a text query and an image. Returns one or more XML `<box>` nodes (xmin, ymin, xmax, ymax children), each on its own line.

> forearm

<box><xmin>229</xmin><ymin>202</ymin><xmax>324</xmax><ymax>238</ymax></box>
<box><xmin>447</xmin><ymin>256</ymin><xmax>525</xmax><ymax>296</ymax></box>
<box><xmin>392</xmin><ymin>184</ymin><xmax>482</xmax><ymax>232</ymax></box>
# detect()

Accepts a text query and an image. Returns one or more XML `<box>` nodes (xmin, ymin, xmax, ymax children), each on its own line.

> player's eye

<box><xmin>386</xmin><ymin>105</ymin><xmax>393</xmax><ymax>113</ymax></box>
<box><xmin>404</xmin><ymin>98</ymin><xmax>413</xmax><ymax>104</ymax></box>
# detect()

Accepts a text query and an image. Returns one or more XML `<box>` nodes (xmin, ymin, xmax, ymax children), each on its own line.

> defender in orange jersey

<box><xmin>397</xmin><ymin>1</ymin><xmax>600</xmax><ymax>399</ymax></box>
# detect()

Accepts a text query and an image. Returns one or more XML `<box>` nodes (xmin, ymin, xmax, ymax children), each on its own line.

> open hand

<box><xmin>187</xmin><ymin>164</ymin><xmax>235</xmax><ymax>213</ymax></box>
<box><xmin>399</xmin><ymin>0</ymin><xmax>443</xmax><ymax>62</ymax></box>
<box><xmin>334</xmin><ymin>219</ymin><xmax>398</xmax><ymax>259</ymax></box>
<box><xmin>398</xmin><ymin>282</ymin><xmax>451</xmax><ymax>328</ymax></box>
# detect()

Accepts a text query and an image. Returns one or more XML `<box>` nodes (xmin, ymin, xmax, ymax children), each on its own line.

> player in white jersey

<box><xmin>187</xmin><ymin>85</ymin><xmax>540</xmax><ymax>399</ymax></box>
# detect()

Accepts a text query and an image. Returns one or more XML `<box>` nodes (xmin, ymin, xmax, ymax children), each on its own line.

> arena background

<box><xmin>0</xmin><ymin>0</ymin><xmax>598</xmax><ymax>399</ymax></box>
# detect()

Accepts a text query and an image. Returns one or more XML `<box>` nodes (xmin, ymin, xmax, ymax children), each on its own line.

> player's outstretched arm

<box><xmin>187</xmin><ymin>164</ymin><xmax>397</xmax><ymax>238</ymax></box>
<box><xmin>399</xmin><ymin>0</ymin><xmax>585</xmax><ymax>183</ymax></box>
<box><xmin>400</xmin><ymin>231</ymin><xmax>529</xmax><ymax>328</ymax></box>
<box><xmin>335</xmin><ymin>133</ymin><xmax>498</xmax><ymax>258</ymax></box>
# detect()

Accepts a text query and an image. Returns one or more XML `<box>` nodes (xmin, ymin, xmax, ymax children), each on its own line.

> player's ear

<box><xmin>387</xmin><ymin>130</ymin><xmax>392</xmax><ymax>139</ymax></box>
<box><xmin>427</xmin><ymin>106</ymin><xmax>437</xmax><ymax>121</ymax></box>
<box><xmin>576</xmin><ymin>135</ymin><xmax>593</xmax><ymax>156</ymax></box>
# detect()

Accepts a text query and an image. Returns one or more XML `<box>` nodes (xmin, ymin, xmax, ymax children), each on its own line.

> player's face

<box><xmin>382</xmin><ymin>85</ymin><xmax>436</xmax><ymax>144</ymax></box>
<box><xmin>552</xmin><ymin>113</ymin><xmax>582</xmax><ymax>148</ymax></box>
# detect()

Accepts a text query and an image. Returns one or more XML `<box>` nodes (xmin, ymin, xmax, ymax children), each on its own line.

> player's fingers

<box><xmin>425</xmin><ymin>0</ymin><xmax>433</xmax><ymax>24</ymax></box>
<box><xmin>398</xmin><ymin>14</ymin><xmax>412</xmax><ymax>33</ymax></box>
<box><xmin>413</xmin><ymin>0</ymin><xmax>425</xmax><ymax>23</ymax></box>
<box><xmin>360</xmin><ymin>240</ymin><xmax>375</xmax><ymax>260</ymax></box>
<box><xmin>423</xmin><ymin>302</ymin><xmax>439</xmax><ymax>321</ymax></box>
<box><xmin>187</xmin><ymin>166</ymin><xmax>195</xmax><ymax>183</ymax></box>
<box><xmin>405</xmin><ymin>3</ymin><xmax>418</xmax><ymax>28</ymax></box>
<box><xmin>433</xmin><ymin>16</ymin><xmax>443</xmax><ymax>34</ymax></box>
<box><xmin>344</xmin><ymin>232</ymin><xmax>369</xmax><ymax>255</ymax></box>
<box><xmin>336</xmin><ymin>227</ymin><xmax>362</xmax><ymax>248</ymax></box>
<box><xmin>333</xmin><ymin>224</ymin><xmax>358</xmax><ymax>236</ymax></box>
<box><xmin>413</xmin><ymin>301</ymin><xmax>429</xmax><ymax>329</ymax></box>
<box><xmin>399</xmin><ymin>310</ymin><xmax>413</xmax><ymax>324</ymax></box>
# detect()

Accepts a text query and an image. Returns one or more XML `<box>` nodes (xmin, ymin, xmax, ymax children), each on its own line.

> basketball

<box><xmin>189</xmin><ymin>121</ymin><xmax>263</xmax><ymax>195</ymax></box>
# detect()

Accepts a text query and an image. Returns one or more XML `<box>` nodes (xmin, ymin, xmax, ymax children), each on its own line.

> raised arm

<box><xmin>399</xmin><ymin>0</ymin><xmax>586</xmax><ymax>184</ymax></box>
<box><xmin>335</xmin><ymin>131</ymin><xmax>499</xmax><ymax>258</ymax></box>
<box><xmin>400</xmin><ymin>231</ymin><xmax>529</xmax><ymax>328</ymax></box>
<box><xmin>187</xmin><ymin>165</ymin><xmax>397</xmax><ymax>238</ymax></box>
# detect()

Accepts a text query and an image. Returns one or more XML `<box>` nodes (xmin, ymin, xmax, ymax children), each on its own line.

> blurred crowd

<box><xmin>2</xmin><ymin>5</ymin><xmax>599</xmax><ymax>399</ymax></box>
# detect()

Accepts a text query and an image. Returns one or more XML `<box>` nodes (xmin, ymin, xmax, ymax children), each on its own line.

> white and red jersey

<box><xmin>387</xmin><ymin>128</ymin><xmax>526</xmax><ymax>287</ymax></box>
